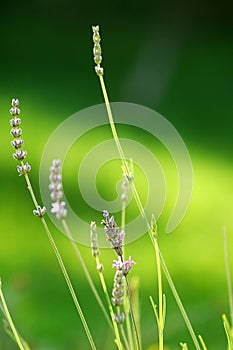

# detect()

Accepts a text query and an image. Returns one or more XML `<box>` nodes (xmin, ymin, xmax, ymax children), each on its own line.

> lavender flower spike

<box><xmin>101</xmin><ymin>210</ymin><xmax>125</xmax><ymax>256</ymax></box>
<box><xmin>90</xmin><ymin>221</ymin><xmax>100</xmax><ymax>257</ymax></box>
<box><xmin>112</xmin><ymin>268</ymin><xmax>124</xmax><ymax>306</ymax></box>
<box><xmin>49</xmin><ymin>159</ymin><xmax>67</xmax><ymax>220</ymax></box>
<box><xmin>92</xmin><ymin>25</ymin><xmax>104</xmax><ymax>76</ymax></box>
<box><xmin>9</xmin><ymin>98</ymin><xmax>31</xmax><ymax>173</ymax></box>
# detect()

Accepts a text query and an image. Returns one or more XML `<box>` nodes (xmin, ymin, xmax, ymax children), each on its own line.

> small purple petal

<box><xmin>103</xmin><ymin>210</ymin><xmax>109</xmax><ymax>218</ymax></box>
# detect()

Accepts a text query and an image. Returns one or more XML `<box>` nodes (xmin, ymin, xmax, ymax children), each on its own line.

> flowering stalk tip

<box><xmin>101</xmin><ymin>210</ymin><xmax>124</xmax><ymax>257</ymax></box>
<box><xmin>9</xmin><ymin>98</ymin><xmax>31</xmax><ymax>174</ymax></box>
<box><xmin>90</xmin><ymin>221</ymin><xmax>100</xmax><ymax>257</ymax></box>
<box><xmin>92</xmin><ymin>25</ymin><xmax>104</xmax><ymax>76</ymax></box>
<box><xmin>49</xmin><ymin>160</ymin><xmax>67</xmax><ymax>219</ymax></box>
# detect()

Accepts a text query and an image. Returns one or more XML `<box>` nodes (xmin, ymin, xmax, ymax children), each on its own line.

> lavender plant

<box><xmin>9</xmin><ymin>99</ymin><xmax>96</xmax><ymax>350</ymax></box>
<box><xmin>49</xmin><ymin>159</ymin><xmax>112</xmax><ymax>328</ymax></box>
<box><xmin>91</xmin><ymin>24</ymin><xmax>206</xmax><ymax>350</ymax></box>
<box><xmin>90</xmin><ymin>220</ymin><xmax>123</xmax><ymax>350</ymax></box>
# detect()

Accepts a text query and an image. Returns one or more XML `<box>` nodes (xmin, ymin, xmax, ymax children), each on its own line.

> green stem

<box><xmin>0</xmin><ymin>281</ymin><xmax>25</xmax><ymax>350</ymax></box>
<box><xmin>95</xmin><ymin>256</ymin><xmax>123</xmax><ymax>350</ymax></box>
<box><xmin>62</xmin><ymin>219</ymin><xmax>112</xmax><ymax>329</ymax></box>
<box><xmin>223</xmin><ymin>227</ymin><xmax>233</xmax><ymax>329</ymax></box>
<box><xmin>121</xmin><ymin>198</ymin><xmax>134</xmax><ymax>349</ymax></box>
<box><xmin>125</xmin><ymin>303</ymin><xmax>134</xmax><ymax>350</ymax></box>
<box><xmin>159</xmin><ymin>251</ymin><xmax>201</xmax><ymax>350</ymax></box>
<box><xmin>125</xmin><ymin>276</ymin><xmax>141</xmax><ymax>350</ymax></box>
<box><xmin>96</xmin><ymin>69</ymin><xmax>201</xmax><ymax>350</ymax></box>
<box><xmin>198</xmin><ymin>335</ymin><xmax>207</xmax><ymax>350</ymax></box>
<box><xmin>120</xmin><ymin>324</ymin><xmax>131</xmax><ymax>350</ymax></box>
<box><xmin>23</xmin><ymin>172</ymin><xmax>96</xmax><ymax>350</ymax></box>
<box><xmin>153</xmin><ymin>237</ymin><xmax>164</xmax><ymax>350</ymax></box>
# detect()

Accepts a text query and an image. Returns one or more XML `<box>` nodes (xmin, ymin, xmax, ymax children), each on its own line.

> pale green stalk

<box><xmin>198</xmin><ymin>335</ymin><xmax>207</xmax><ymax>350</ymax></box>
<box><xmin>222</xmin><ymin>314</ymin><xmax>233</xmax><ymax>350</ymax></box>
<box><xmin>159</xmin><ymin>251</ymin><xmax>201</xmax><ymax>350</ymax></box>
<box><xmin>0</xmin><ymin>280</ymin><xmax>25</xmax><ymax>350</ymax></box>
<box><xmin>94</xmin><ymin>255</ymin><xmax>123</xmax><ymax>350</ymax></box>
<box><xmin>121</xmin><ymin>173</ymin><xmax>134</xmax><ymax>350</ymax></box>
<box><xmin>125</xmin><ymin>276</ymin><xmax>141</xmax><ymax>350</ymax></box>
<box><xmin>125</xmin><ymin>297</ymin><xmax>134</xmax><ymax>350</ymax></box>
<box><xmin>61</xmin><ymin>219</ymin><xmax>112</xmax><ymax>329</ymax></box>
<box><xmin>94</xmin><ymin>36</ymin><xmax>202</xmax><ymax>349</ymax></box>
<box><xmin>116</xmin><ymin>305</ymin><xmax>130</xmax><ymax>350</ymax></box>
<box><xmin>119</xmin><ymin>324</ymin><xmax>131</xmax><ymax>350</ymax></box>
<box><xmin>22</xmin><ymin>170</ymin><xmax>96</xmax><ymax>350</ymax></box>
<box><xmin>3</xmin><ymin>319</ymin><xmax>31</xmax><ymax>350</ymax></box>
<box><xmin>180</xmin><ymin>343</ymin><xmax>189</xmax><ymax>350</ymax></box>
<box><xmin>130</xmin><ymin>276</ymin><xmax>142</xmax><ymax>350</ymax></box>
<box><xmin>223</xmin><ymin>227</ymin><xmax>233</xmax><ymax>329</ymax></box>
<box><xmin>151</xmin><ymin>216</ymin><xmax>165</xmax><ymax>350</ymax></box>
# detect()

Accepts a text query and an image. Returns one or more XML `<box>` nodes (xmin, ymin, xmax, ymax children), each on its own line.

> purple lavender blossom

<box><xmin>101</xmin><ymin>210</ymin><xmax>125</xmax><ymax>256</ymax></box>
<box><xmin>11</xmin><ymin>98</ymin><xmax>19</xmax><ymax>107</ymax></box>
<box><xmin>17</xmin><ymin>162</ymin><xmax>31</xmax><ymax>176</ymax></box>
<box><xmin>33</xmin><ymin>206</ymin><xmax>46</xmax><ymax>218</ymax></box>
<box><xmin>112</xmin><ymin>256</ymin><xmax>136</xmax><ymax>276</ymax></box>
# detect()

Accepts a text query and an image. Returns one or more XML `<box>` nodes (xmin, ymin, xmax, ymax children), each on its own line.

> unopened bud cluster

<box><xmin>92</xmin><ymin>25</ymin><xmax>104</xmax><ymax>76</ymax></box>
<box><xmin>49</xmin><ymin>160</ymin><xmax>67</xmax><ymax>219</ymax></box>
<box><xmin>112</xmin><ymin>268</ymin><xmax>124</xmax><ymax>306</ymax></box>
<box><xmin>121</xmin><ymin>173</ymin><xmax>134</xmax><ymax>203</ymax></box>
<box><xmin>112</xmin><ymin>269</ymin><xmax>125</xmax><ymax>325</ymax></box>
<box><xmin>9</xmin><ymin>98</ymin><xmax>31</xmax><ymax>175</ymax></box>
<box><xmin>90</xmin><ymin>221</ymin><xmax>100</xmax><ymax>257</ymax></box>
<box><xmin>151</xmin><ymin>214</ymin><xmax>157</xmax><ymax>240</ymax></box>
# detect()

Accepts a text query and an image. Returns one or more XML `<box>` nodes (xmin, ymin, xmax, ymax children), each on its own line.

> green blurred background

<box><xmin>1</xmin><ymin>0</ymin><xmax>233</xmax><ymax>349</ymax></box>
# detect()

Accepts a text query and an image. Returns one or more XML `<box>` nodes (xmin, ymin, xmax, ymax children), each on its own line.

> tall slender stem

<box><xmin>223</xmin><ymin>227</ymin><xmax>233</xmax><ymax>329</ymax></box>
<box><xmin>153</xmin><ymin>236</ymin><xmax>164</xmax><ymax>350</ymax></box>
<box><xmin>94</xmin><ymin>256</ymin><xmax>123</xmax><ymax>350</ymax></box>
<box><xmin>62</xmin><ymin>219</ymin><xmax>112</xmax><ymax>329</ymax></box>
<box><xmin>96</xmin><ymin>62</ymin><xmax>201</xmax><ymax>350</ymax></box>
<box><xmin>125</xmin><ymin>276</ymin><xmax>141</xmax><ymax>350</ymax></box>
<box><xmin>121</xmin><ymin>185</ymin><xmax>135</xmax><ymax>349</ymax></box>
<box><xmin>159</xmin><ymin>251</ymin><xmax>201</xmax><ymax>350</ymax></box>
<box><xmin>0</xmin><ymin>281</ymin><xmax>25</xmax><ymax>350</ymax></box>
<box><xmin>23</xmin><ymin>171</ymin><xmax>96</xmax><ymax>350</ymax></box>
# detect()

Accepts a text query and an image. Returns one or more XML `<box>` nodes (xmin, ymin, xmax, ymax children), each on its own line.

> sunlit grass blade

<box><xmin>223</xmin><ymin>314</ymin><xmax>233</xmax><ymax>350</ymax></box>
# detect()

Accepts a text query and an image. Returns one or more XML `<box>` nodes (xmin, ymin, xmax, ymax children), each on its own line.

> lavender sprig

<box><xmin>102</xmin><ymin>210</ymin><xmax>139</xmax><ymax>348</ymax></box>
<box><xmin>89</xmin><ymin>220</ymin><xmax>123</xmax><ymax>350</ymax></box>
<box><xmin>9</xmin><ymin>99</ymin><xmax>31</xmax><ymax>174</ymax></box>
<box><xmin>9</xmin><ymin>101</ymin><xmax>96</xmax><ymax>350</ymax></box>
<box><xmin>92</xmin><ymin>25</ymin><xmax>104</xmax><ymax>77</ymax></box>
<box><xmin>49</xmin><ymin>160</ymin><xmax>67</xmax><ymax>219</ymax></box>
<box><xmin>101</xmin><ymin>210</ymin><xmax>125</xmax><ymax>257</ymax></box>
<box><xmin>9</xmin><ymin>98</ymin><xmax>45</xmax><ymax>217</ymax></box>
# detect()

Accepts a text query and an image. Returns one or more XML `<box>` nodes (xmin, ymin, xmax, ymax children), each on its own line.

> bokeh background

<box><xmin>1</xmin><ymin>0</ymin><xmax>233</xmax><ymax>349</ymax></box>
